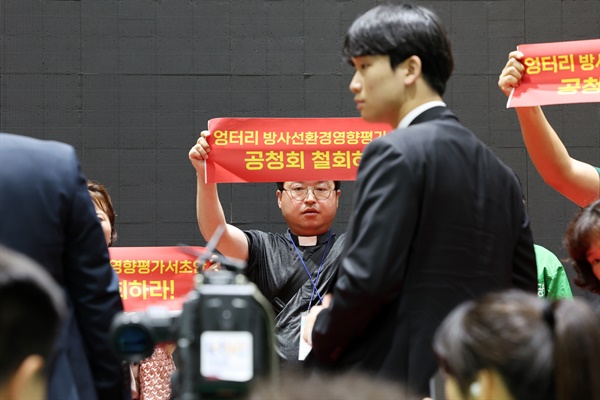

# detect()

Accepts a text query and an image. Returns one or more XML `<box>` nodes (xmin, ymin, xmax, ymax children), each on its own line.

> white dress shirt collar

<box><xmin>398</xmin><ymin>100</ymin><xmax>447</xmax><ymax>129</ymax></box>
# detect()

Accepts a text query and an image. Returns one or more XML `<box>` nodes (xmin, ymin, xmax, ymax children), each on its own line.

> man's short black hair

<box><xmin>0</xmin><ymin>245</ymin><xmax>65</xmax><ymax>384</ymax></box>
<box><xmin>342</xmin><ymin>3</ymin><xmax>454</xmax><ymax>96</ymax></box>
<box><xmin>277</xmin><ymin>181</ymin><xmax>341</xmax><ymax>191</ymax></box>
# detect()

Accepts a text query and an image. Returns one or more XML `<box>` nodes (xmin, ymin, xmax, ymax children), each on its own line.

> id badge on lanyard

<box><xmin>298</xmin><ymin>311</ymin><xmax>312</xmax><ymax>360</ymax></box>
<box><xmin>290</xmin><ymin>231</ymin><xmax>332</xmax><ymax>361</ymax></box>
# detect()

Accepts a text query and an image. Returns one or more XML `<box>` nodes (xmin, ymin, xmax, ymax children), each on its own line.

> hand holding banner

<box><xmin>204</xmin><ymin>118</ymin><xmax>392</xmax><ymax>183</ymax></box>
<box><xmin>507</xmin><ymin>38</ymin><xmax>600</xmax><ymax>108</ymax></box>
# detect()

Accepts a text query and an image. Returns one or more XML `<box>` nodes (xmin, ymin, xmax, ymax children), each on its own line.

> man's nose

<box><xmin>349</xmin><ymin>72</ymin><xmax>361</xmax><ymax>93</ymax></box>
<box><xmin>304</xmin><ymin>188</ymin><xmax>317</xmax><ymax>202</ymax></box>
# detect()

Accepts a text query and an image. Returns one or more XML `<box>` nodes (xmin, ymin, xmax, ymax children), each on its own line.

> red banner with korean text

<box><xmin>109</xmin><ymin>246</ymin><xmax>207</xmax><ymax>312</ymax></box>
<box><xmin>205</xmin><ymin>118</ymin><xmax>392</xmax><ymax>183</ymax></box>
<box><xmin>507</xmin><ymin>39</ymin><xmax>600</xmax><ymax>107</ymax></box>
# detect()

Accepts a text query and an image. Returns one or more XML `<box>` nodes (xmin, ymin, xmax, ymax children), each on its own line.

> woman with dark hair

<box><xmin>564</xmin><ymin>199</ymin><xmax>600</xmax><ymax>294</ymax></box>
<box><xmin>433</xmin><ymin>290</ymin><xmax>600</xmax><ymax>400</ymax></box>
<box><xmin>87</xmin><ymin>180</ymin><xmax>175</xmax><ymax>400</ymax></box>
<box><xmin>87</xmin><ymin>180</ymin><xmax>117</xmax><ymax>246</ymax></box>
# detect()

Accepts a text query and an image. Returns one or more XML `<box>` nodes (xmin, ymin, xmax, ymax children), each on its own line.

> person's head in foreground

<box><xmin>433</xmin><ymin>289</ymin><xmax>600</xmax><ymax>400</ymax></box>
<box><xmin>248</xmin><ymin>371</ymin><xmax>413</xmax><ymax>400</ymax></box>
<box><xmin>0</xmin><ymin>245</ymin><xmax>65</xmax><ymax>400</ymax></box>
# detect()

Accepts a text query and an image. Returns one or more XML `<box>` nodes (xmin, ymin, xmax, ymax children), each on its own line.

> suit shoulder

<box><xmin>365</xmin><ymin>125</ymin><xmax>431</xmax><ymax>154</ymax></box>
<box><xmin>1</xmin><ymin>132</ymin><xmax>75</xmax><ymax>157</ymax></box>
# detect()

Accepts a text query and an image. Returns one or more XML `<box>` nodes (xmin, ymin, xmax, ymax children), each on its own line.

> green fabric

<box><xmin>535</xmin><ymin>244</ymin><xmax>573</xmax><ymax>300</ymax></box>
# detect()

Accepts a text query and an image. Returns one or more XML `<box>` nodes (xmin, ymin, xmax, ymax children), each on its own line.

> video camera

<box><xmin>110</xmin><ymin>226</ymin><xmax>277</xmax><ymax>399</ymax></box>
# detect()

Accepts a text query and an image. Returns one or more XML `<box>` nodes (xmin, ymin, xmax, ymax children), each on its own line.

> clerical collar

<box><xmin>288</xmin><ymin>230</ymin><xmax>332</xmax><ymax>247</ymax></box>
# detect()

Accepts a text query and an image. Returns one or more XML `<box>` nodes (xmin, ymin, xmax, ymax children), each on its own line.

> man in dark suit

<box><xmin>303</xmin><ymin>3</ymin><xmax>537</xmax><ymax>397</ymax></box>
<box><xmin>0</xmin><ymin>133</ymin><xmax>128</xmax><ymax>399</ymax></box>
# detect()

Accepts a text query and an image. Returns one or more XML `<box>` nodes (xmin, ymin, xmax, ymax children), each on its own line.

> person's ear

<box><xmin>5</xmin><ymin>355</ymin><xmax>45</xmax><ymax>400</ymax></box>
<box><xmin>402</xmin><ymin>55</ymin><xmax>422</xmax><ymax>86</ymax></box>
<box><xmin>469</xmin><ymin>380</ymin><xmax>482</xmax><ymax>399</ymax></box>
<box><xmin>276</xmin><ymin>190</ymin><xmax>283</xmax><ymax>209</ymax></box>
<box><xmin>334</xmin><ymin>190</ymin><xmax>341</xmax><ymax>207</ymax></box>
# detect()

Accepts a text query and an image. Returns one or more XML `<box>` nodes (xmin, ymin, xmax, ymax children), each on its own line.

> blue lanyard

<box><xmin>289</xmin><ymin>230</ymin><xmax>332</xmax><ymax>311</ymax></box>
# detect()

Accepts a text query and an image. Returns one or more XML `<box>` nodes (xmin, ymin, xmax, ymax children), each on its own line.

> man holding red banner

<box><xmin>302</xmin><ymin>3</ymin><xmax>537</xmax><ymax>397</ymax></box>
<box><xmin>188</xmin><ymin>131</ymin><xmax>346</xmax><ymax>369</ymax></box>
<box><xmin>499</xmin><ymin>50</ymin><xmax>600</xmax><ymax>207</ymax></box>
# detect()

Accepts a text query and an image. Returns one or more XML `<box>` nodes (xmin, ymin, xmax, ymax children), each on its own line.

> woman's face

<box><xmin>586</xmin><ymin>238</ymin><xmax>600</xmax><ymax>280</ymax></box>
<box><xmin>95</xmin><ymin>205</ymin><xmax>112</xmax><ymax>246</ymax></box>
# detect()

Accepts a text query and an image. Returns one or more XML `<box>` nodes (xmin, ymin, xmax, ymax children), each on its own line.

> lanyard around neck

<box><xmin>289</xmin><ymin>230</ymin><xmax>332</xmax><ymax>310</ymax></box>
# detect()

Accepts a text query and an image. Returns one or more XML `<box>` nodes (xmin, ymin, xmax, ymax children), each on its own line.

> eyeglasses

<box><xmin>282</xmin><ymin>186</ymin><xmax>334</xmax><ymax>201</ymax></box>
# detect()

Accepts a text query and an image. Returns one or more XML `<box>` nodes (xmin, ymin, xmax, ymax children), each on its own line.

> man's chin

<box><xmin>295</xmin><ymin>221</ymin><xmax>327</xmax><ymax>236</ymax></box>
<box><xmin>300</xmin><ymin>213</ymin><xmax>324</xmax><ymax>224</ymax></box>
<box><xmin>360</xmin><ymin>112</ymin><xmax>380</xmax><ymax>123</ymax></box>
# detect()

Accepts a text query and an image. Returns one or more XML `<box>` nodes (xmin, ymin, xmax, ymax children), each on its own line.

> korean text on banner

<box><xmin>507</xmin><ymin>38</ymin><xmax>600</xmax><ymax>108</ymax></box>
<box><xmin>109</xmin><ymin>246</ymin><xmax>206</xmax><ymax>312</ymax></box>
<box><xmin>205</xmin><ymin>118</ymin><xmax>392</xmax><ymax>183</ymax></box>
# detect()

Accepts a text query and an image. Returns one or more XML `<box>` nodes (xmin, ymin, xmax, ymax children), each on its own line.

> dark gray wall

<box><xmin>1</xmin><ymin>0</ymin><xmax>600</xmax><ymax>299</ymax></box>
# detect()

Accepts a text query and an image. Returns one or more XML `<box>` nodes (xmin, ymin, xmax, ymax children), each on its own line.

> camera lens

<box><xmin>113</xmin><ymin>325</ymin><xmax>153</xmax><ymax>356</ymax></box>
